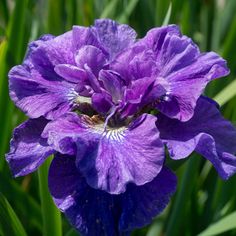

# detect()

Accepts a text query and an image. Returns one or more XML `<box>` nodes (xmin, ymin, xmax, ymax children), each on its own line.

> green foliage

<box><xmin>0</xmin><ymin>193</ymin><xmax>27</xmax><ymax>236</ymax></box>
<box><xmin>1</xmin><ymin>0</ymin><xmax>236</xmax><ymax>235</ymax></box>
<box><xmin>198</xmin><ymin>211</ymin><xmax>236</xmax><ymax>236</ymax></box>
<box><xmin>38</xmin><ymin>158</ymin><xmax>62</xmax><ymax>236</ymax></box>
<box><xmin>214</xmin><ymin>79</ymin><xmax>236</xmax><ymax>106</ymax></box>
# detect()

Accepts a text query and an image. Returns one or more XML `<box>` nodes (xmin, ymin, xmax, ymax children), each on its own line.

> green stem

<box><xmin>38</xmin><ymin>157</ymin><xmax>62</xmax><ymax>236</ymax></box>
<box><xmin>165</xmin><ymin>155</ymin><xmax>200</xmax><ymax>236</ymax></box>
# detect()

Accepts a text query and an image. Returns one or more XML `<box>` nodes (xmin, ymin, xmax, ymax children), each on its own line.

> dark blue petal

<box><xmin>119</xmin><ymin>167</ymin><xmax>177</xmax><ymax>231</ymax></box>
<box><xmin>48</xmin><ymin>154</ymin><xmax>122</xmax><ymax>236</ymax></box>
<box><xmin>48</xmin><ymin>154</ymin><xmax>177</xmax><ymax>236</ymax></box>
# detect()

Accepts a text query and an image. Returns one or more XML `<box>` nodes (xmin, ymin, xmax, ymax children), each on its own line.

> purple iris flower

<box><xmin>6</xmin><ymin>19</ymin><xmax>236</xmax><ymax>235</ymax></box>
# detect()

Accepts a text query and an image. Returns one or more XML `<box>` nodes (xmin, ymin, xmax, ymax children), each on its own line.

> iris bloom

<box><xmin>6</xmin><ymin>19</ymin><xmax>236</xmax><ymax>235</ymax></box>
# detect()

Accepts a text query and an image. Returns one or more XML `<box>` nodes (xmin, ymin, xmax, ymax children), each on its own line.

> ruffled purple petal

<box><xmin>48</xmin><ymin>154</ymin><xmax>177</xmax><ymax>236</ymax></box>
<box><xmin>81</xmin><ymin>113</ymin><xmax>164</xmax><ymax>194</ymax></box>
<box><xmin>112</xmin><ymin>24</ymin><xmax>229</xmax><ymax>121</ymax></box>
<box><xmin>8</xmin><ymin>31</ymin><xmax>78</xmax><ymax>120</ymax></box>
<box><xmin>110</xmin><ymin>25</ymin><xmax>179</xmax><ymax>81</ymax></box>
<box><xmin>119</xmin><ymin>166</ymin><xmax>176</xmax><ymax>231</ymax></box>
<box><xmin>111</xmin><ymin>45</ymin><xmax>164</xmax><ymax>84</ymax></box>
<box><xmin>54</xmin><ymin>64</ymin><xmax>87</xmax><ymax>84</ymax></box>
<box><xmin>75</xmin><ymin>45</ymin><xmax>107</xmax><ymax>76</ymax></box>
<box><xmin>121</xmin><ymin>76</ymin><xmax>168</xmax><ymax>117</ymax></box>
<box><xmin>30</xmin><ymin>31</ymin><xmax>74</xmax><ymax>80</ymax></box>
<box><xmin>43</xmin><ymin>112</ymin><xmax>165</xmax><ymax>194</ymax></box>
<box><xmin>9</xmin><ymin>65</ymin><xmax>75</xmax><ymax>119</ymax></box>
<box><xmin>157</xmin><ymin>96</ymin><xmax>236</xmax><ymax>179</ymax></box>
<box><xmin>72</xmin><ymin>26</ymin><xmax>100</xmax><ymax>52</ymax></box>
<box><xmin>93</xmin><ymin>19</ymin><xmax>137</xmax><ymax>60</ymax></box>
<box><xmin>91</xmin><ymin>92</ymin><xmax>113</xmax><ymax>114</ymax></box>
<box><xmin>73</xmin><ymin>19</ymin><xmax>137</xmax><ymax>61</ymax></box>
<box><xmin>99</xmin><ymin>70</ymin><xmax>125</xmax><ymax>103</ymax></box>
<box><xmin>157</xmin><ymin>51</ymin><xmax>229</xmax><ymax>121</ymax></box>
<box><xmin>137</xmin><ymin>25</ymin><xmax>229</xmax><ymax>121</ymax></box>
<box><xmin>110</xmin><ymin>25</ymin><xmax>180</xmax><ymax>80</ymax></box>
<box><xmin>24</xmin><ymin>34</ymin><xmax>55</xmax><ymax>66</ymax></box>
<box><xmin>137</xmin><ymin>25</ymin><xmax>181</xmax><ymax>54</ymax></box>
<box><xmin>6</xmin><ymin>118</ymin><xmax>54</xmax><ymax>177</ymax></box>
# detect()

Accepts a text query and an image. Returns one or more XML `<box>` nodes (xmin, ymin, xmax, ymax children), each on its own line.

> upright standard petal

<box><xmin>30</xmin><ymin>31</ymin><xmax>75</xmax><ymax>78</ymax></box>
<box><xmin>48</xmin><ymin>154</ymin><xmax>177</xmax><ymax>236</ymax></box>
<box><xmin>110</xmin><ymin>25</ymin><xmax>180</xmax><ymax>81</ymax></box>
<box><xmin>121</xmin><ymin>76</ymin><xmax>169</xmax><ymax>117</ymax></box>
<box><xmin>6</xmin><ymin>118</ymin><xmax>54</xmax><ymax>177</ymax></box>
<box><xmin>73</xmin><ymin>19</ymin><xmax>137</xmax><ymax>61</ymax></box>
<box><xmin>23</xmin><ymin>34</ymin><xmax>55</xmax><ymax>66</ymax></box>
<box><xmin>99</xmin><ymin>69</ymin><xmax>125</xmax><ymax>104</ymax></box>
<box><xmin>93</xmin><ymin>19</ymin><xmax>137</xmax><ymax>60</ymax></box>
<box><xmin>91</xmin><ymin>92</ymin><xmax>113</xmax><ymax>114</ymax></box>
<box><xmin>157</xmin><ymin>97</ymin><xmax>236</xmax><ymax>179</ymax></box>
<box><xmin>157</xmin><ymin>51</ymin><xmax>229</xmax><ymax>121</ymax></box>
<box><xmin>142</xmin><ymin>26</ymin><xmax>229</xmax><ymax>121</ymax></box>
<box><xmin>42</xmin><ymin>112</ymin><xmax>165</xmax><ymax>194</ymax></box>
<box><xmin>112</xmin><ymin>25</ymin><xmax>229</xmax><ymax>121</ymax></box>
<box><xmin>75</xmin><ymin>45</ymin><xmax>107</xmax><ymax>76</ymax></box>
<box><xmin>110</xmin><ymin>45</ymin><xmax>159</xmax><ymax>86</ymax></box>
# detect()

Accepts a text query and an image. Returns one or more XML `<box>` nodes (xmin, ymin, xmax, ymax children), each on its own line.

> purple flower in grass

<box><xmin>6</xmin><ymin>19</ymin><xmax>236</xmax><ymax>235</ymax></box>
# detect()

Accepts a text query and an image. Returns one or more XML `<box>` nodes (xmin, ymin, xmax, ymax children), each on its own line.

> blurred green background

<box><xmin>1</xmin><ymin>0</ymin><xmax>236</xmax><ymax>235</ymax></box>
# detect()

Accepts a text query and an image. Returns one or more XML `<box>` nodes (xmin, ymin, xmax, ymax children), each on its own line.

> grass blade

<box><xmin>38</xmin><ymin>157</ymin><xmax>62</xmax><ymax>236</ymax></box>
<box><xmin>0</xmin><ymin>193</ymin><xmax>27</xmax><ymax>236</ymax></box>
<box><xmin>0</xmin><ymin>0</ymin><xmax>29</xmax><ymax>170</ymax></box>
<box><xmin>162</xmin><ymin>3</ymin><xmax>172</xmax><ymax>26</ymax></box>
<box><xmin>0</xmin><ymin>172</ymin><xmax>42</xmax><ymax>231</ymax></box>
<box><xmin>213</xmin><ymin>78</ymin><xmax>236</xmax><ymax>106</ymax></box>
<box><xmin>165</xmin><ymin>156</ymin><xmax>200</xmax><ymax>236</ymax></box>
<box><xmin>117</xmin><ymin>0</ymin><xmax>139</xmax><ymax>23</ymax></box>
<box><xmin>100</xmin><ymin>0</ymin><xmax>119</xmax><ymax>19</ymax></box>
<box><xmin>198</xmin><ymin>211</ymin><xmax>236</xmax><ymax>236</ymax></box>
<box><xmin>47</xmin><ymin>0</ymin><xmax>65</xmax><ymax>34</ymax></box>
<box><xmin>65</xmin><ymin>228</ymin><xmax>80</xmax><ymax>236</ymax></box>
<box><xmin>218</xmin><ymin>0</ymin><xmax>236</xmax><ymax>47</ymax></box>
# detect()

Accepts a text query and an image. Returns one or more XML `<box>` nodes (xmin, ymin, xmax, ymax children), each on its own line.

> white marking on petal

<box><xmin>93</xmin><ymin>124</ymin><xmax>126</xmax><ymax>142</ymax></box>
<box><xmin>67</xmin><ymin>89</ymin><xmax>91</xmax><ymax>104</ymax></box>
<box><xmin>67</xmin><ymin>89</ymin><xmax>79</xmax><ymax>102</ymax></box>
<box><xmin>103</xmin><ymin>128</ymin><xmax>126</xmax><ymax>142</ymax></box>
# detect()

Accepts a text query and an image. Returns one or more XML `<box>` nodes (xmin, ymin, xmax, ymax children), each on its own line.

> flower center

<box><xmin>75</xmin><ymin>96</ymin><xmax>92</xmax><ymax>104</ymax></box>
<box><xmin>83</xmin><ymin>115</ymin><xmax>127</xmax><ymax>142</ymax></box>
<box><xmin>102</xmin><ymin>127</ymin><xmax>126</xmax><ymax>141</ymax></box>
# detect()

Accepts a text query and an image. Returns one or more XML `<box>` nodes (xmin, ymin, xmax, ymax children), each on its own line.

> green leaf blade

<box><xmin>213</xmin><ymin>78</ymin><xmax>236</xmax><ymax>106</ymax></box>
<box><xmin>162</xmin><ymin>3</ymin><xmax>172</xmax><ymax>26</ymax></box>
<box><xmin>198</xmin><ymin>211</ymin><xmax>236</xmax><ymax>236</ymax></box>
<box><xmin>0</xmin><ymin>193</ymin><xmax>27</xmax><ymax>236</ymax></box>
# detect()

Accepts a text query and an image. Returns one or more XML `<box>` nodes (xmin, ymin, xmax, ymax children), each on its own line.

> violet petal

<box><xmin>157</xmin><ymin>96</ymin><xmax>236</xmax><ymax>179</ymax></box>
<box><xmin>6</xmin><ymin>118</ymin><xmax>54</xmax><ymax>177</ymax></box>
